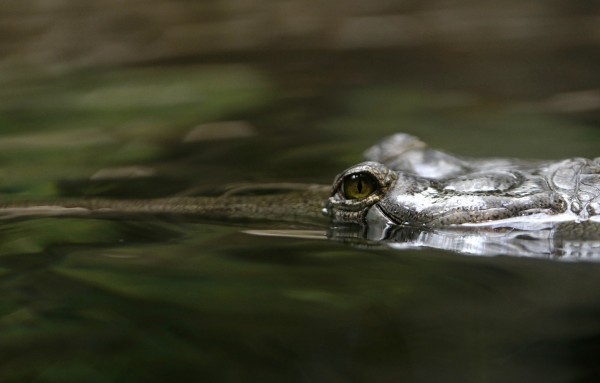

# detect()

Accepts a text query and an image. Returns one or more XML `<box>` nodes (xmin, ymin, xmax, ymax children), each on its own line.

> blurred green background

<box><xmin>0</xmin><ymin>1</ymin><xmax>599</xmax><ymax>382</ymax></box>
<box><xmin>1</xmin><ymin>0</ymin><xmax>599</xmax><ymax>198</ymax></box>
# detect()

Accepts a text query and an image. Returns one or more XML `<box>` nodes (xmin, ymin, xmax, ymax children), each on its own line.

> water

<box><xmin>1</xmin><ymin>50</ymin><xmax>600</xmax><ymax>382</ymax></box>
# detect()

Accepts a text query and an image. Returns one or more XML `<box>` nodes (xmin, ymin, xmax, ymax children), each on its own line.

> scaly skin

<box><xmin>0</xmin><ymin>188</ymin><xmax>330</xmax><ymax>224</ymax></box>
<box><xmin>327</xmin><ymin>134</ymin><xmax>600</xmax><ymax>227</ymax></box>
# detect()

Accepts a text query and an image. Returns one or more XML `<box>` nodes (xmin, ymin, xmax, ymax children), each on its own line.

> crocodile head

<box><xmin>326</xmin><ymin>161</ymin><xmax>567</xmax><ymax>228</ymax></box>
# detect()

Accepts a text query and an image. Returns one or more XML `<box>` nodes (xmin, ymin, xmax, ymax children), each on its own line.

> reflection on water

<box><xmin>327</xmin><ymin>222</ymin><xmax>600</xmax><ymax>261</ymax></box>
<box><xmin>1</xmin><ymin>217</ymin><xmax>600</xmax><ymax>382</ymax></box>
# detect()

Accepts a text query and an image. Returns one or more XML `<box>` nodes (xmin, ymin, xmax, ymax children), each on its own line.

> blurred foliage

<box><xmin>0</xmin><ymin>65</ymin><xmax>273</xmax><ymax>197</ymax></box>
<box><xmin>321</xmin><ymin>85</ymin><xmax>600</xmax><ymax>162</ymax></box>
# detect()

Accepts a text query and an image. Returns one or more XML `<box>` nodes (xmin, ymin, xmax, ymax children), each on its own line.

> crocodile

<box><xmin>326</xmin><ymin>133</ymin><xmax>600</xmax><ymax>227</ymax></box>
<box><xmin>323</xmin><ymin>133</ymin><xmax>600</xmax><ymax>260</ymax></box>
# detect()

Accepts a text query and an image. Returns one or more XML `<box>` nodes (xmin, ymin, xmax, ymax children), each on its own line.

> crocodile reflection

<box><xmin>326</xmin><ymin>221</ymin><xmax>600</xmax><ymax>261</ymax></box>
<box><xmin>325</xmin><ymin>133</ymin><xmax>600</xmax><ymax>260</ymax></box>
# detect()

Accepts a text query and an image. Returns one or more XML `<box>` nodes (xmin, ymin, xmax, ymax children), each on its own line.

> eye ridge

<box><xmin>342</xmin><ymin>172</ymin><xmax>379</xmax><ymax>200</ymax></box>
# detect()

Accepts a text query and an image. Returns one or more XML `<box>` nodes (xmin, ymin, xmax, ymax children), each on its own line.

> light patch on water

<box><xmin>90</xmin><ymin>166</ymin><xmax>156</xmax><ymax>180</ymax></box>
<box><xmin>243</xmin><ymin>229</ymin><xmax>327</xmax><ymax>240</ymax></box>
<box><xmin>183</xmin><ymin>121</ymin><xmax>257</xmax><ymax>142</ymax></box>
<box><xmin>0</xmin><ymin>128</ymin><xmax>116</xmax><ymax>150</ymax></box>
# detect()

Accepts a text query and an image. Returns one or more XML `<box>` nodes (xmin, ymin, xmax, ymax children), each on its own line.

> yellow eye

<box><xmin>342</xmin><ymin>172</ymin><xmax>379</xmax><ymax>200</ymax></box>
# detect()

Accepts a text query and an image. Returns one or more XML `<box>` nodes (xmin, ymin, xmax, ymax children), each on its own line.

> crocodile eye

<box><xmin>342</xmin><ymin>172</ymin><xmax>379</xmax><ymax>200</ymax></box>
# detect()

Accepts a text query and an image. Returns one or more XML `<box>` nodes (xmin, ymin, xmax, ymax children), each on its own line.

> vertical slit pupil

<box><xmin>342</xmin><ymin>172</ymin><xmax>378</xmax><ymax>200</ymax></box>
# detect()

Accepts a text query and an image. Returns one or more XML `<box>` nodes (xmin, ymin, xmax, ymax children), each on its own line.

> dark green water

<box><xmin>1</xmin><ymin>50</ymin><xmax>599</xmax><ymax>382</ymax></box>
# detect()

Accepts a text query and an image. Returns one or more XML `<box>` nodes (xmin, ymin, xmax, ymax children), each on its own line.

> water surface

<box><xmin>0</xmin><ymin>50</ymin><xmax>599</xmax><ymax>382</ymax></box>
